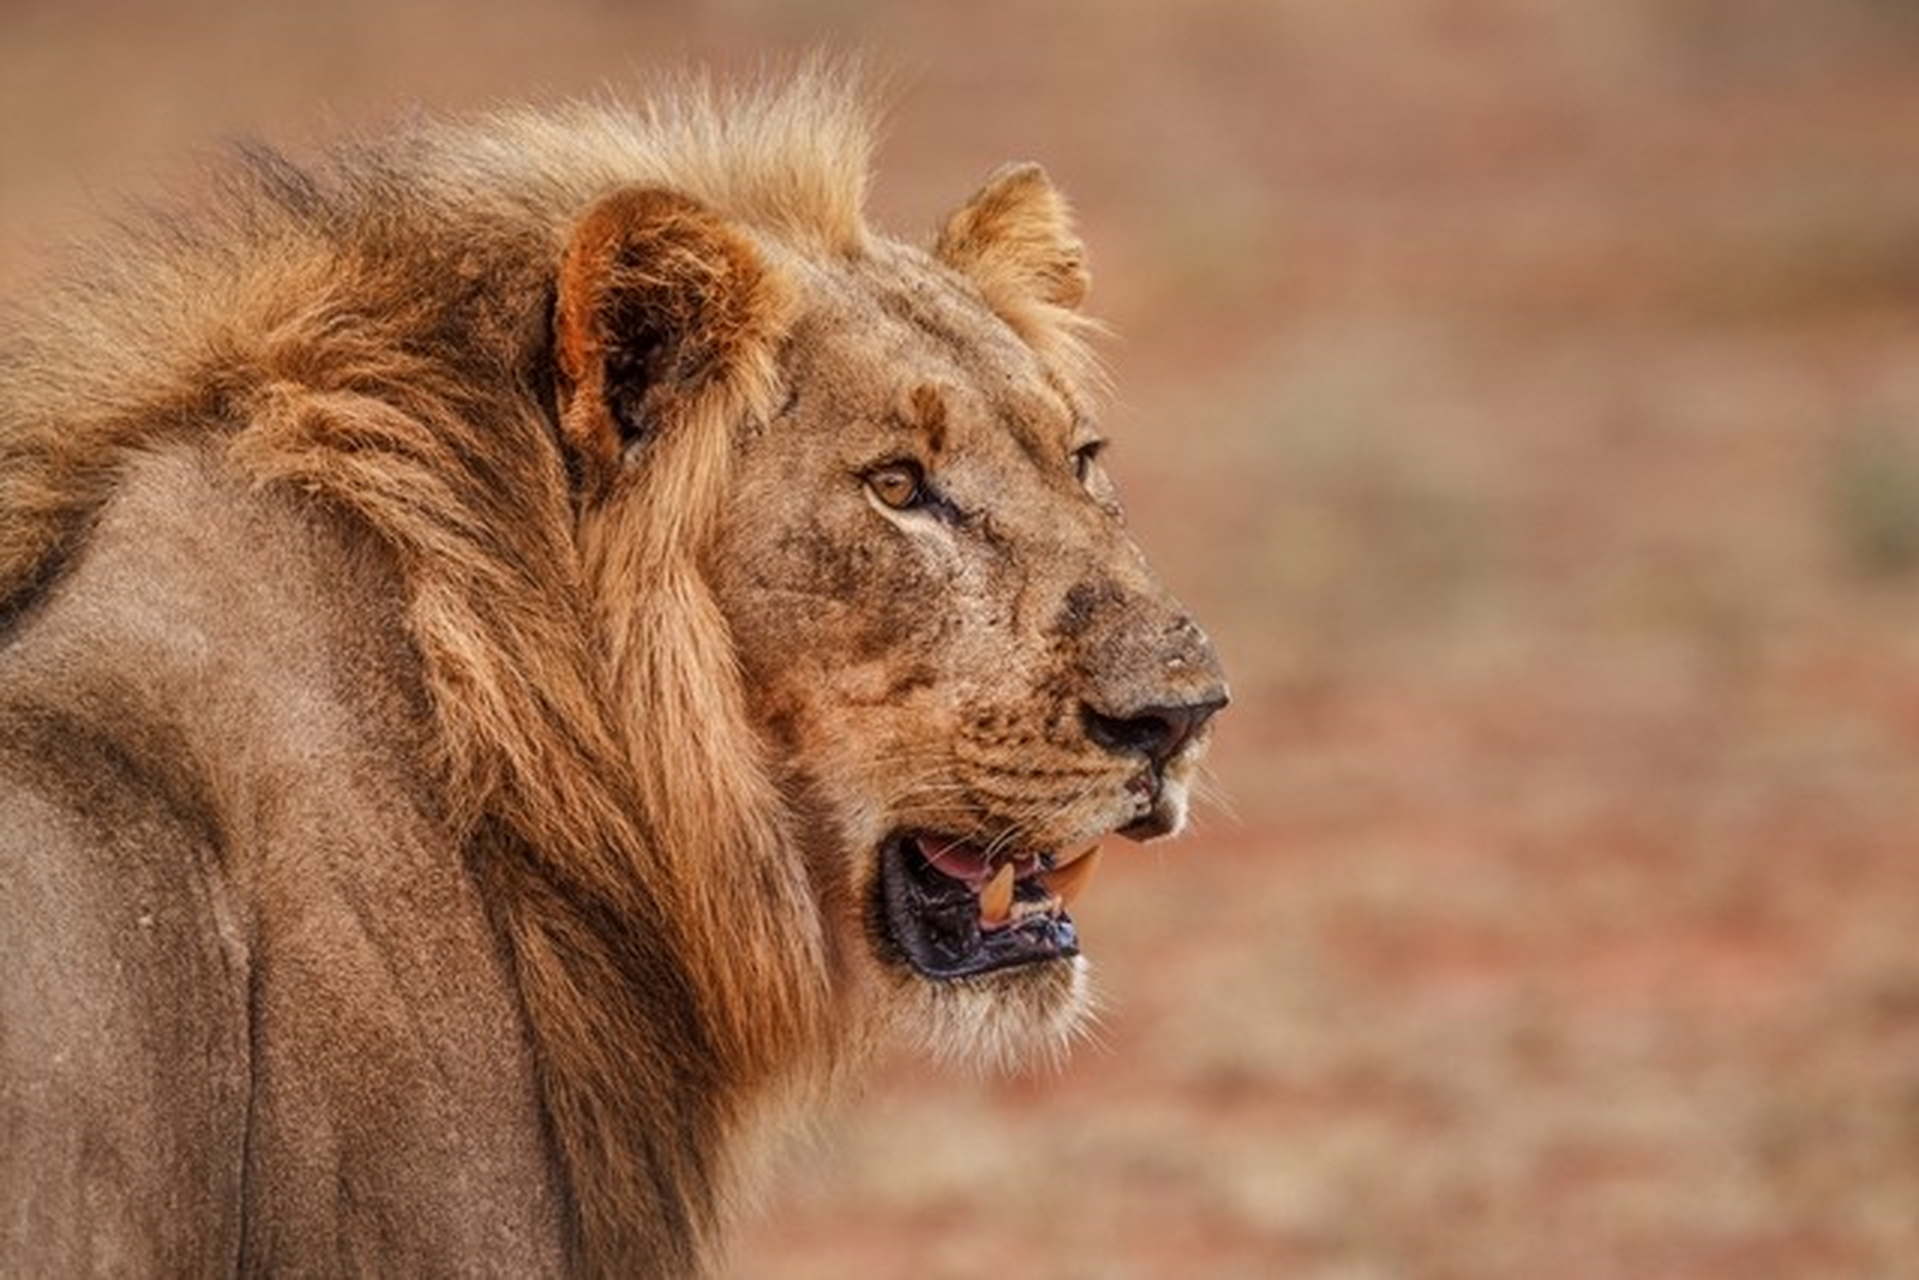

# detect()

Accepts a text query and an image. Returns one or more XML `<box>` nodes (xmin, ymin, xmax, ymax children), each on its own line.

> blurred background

<box><xmin>8</xmin><ymin>1</ymin><xmax>1919</xmax><ymax>1276</ymax></box>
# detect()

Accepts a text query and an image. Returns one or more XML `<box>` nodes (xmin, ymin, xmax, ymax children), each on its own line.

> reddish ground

<box><xmin>7</xmin><ymin>2</ymin><xmax>1919</xmax><ymax>1276</ymax></box>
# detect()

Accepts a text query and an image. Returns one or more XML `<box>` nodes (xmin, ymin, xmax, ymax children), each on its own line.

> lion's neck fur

<box><xmin>0</xmin><ymin>70</ymin><xmax>874</xmax><ymax>1277</ymax></box>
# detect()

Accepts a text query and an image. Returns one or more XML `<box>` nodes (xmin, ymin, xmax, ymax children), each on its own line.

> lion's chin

<box><xmin>891</xmin><ymin>953</ymin><xmax>1092</xmax><ymax>1073</ymax></box>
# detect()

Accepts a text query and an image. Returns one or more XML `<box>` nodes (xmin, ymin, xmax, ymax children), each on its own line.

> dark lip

<box><xmin>874</xmin><ymin>833</ymin><xmax>1080</xmax><ymax>981</ymax></box>
<box><xmin>1116</xmin><ymin>767</ymin><xmax>1178</xmax><ymax>841</ymax></box>
<box><xmin>1119</xmin><ymin>807</ymin><xmax>1176</xmax><ymax>841</ymax></box>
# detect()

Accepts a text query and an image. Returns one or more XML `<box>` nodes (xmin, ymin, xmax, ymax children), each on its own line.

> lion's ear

<box><xmin>935</xmin><ymin>162</ymin><xmax>1089</xmax><ymax>316</ymax></box>
<box><xmin>553</xmin><ymin>186</ymin><xmax>781</xmax><ymax>488</ymax></box>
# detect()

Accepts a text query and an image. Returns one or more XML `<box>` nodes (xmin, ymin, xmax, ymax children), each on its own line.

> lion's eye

<box><xmin>867</xmin><ymin>461</ymin><xmax>926</xmax><ymax>511</ymax></box>
<box><xmin>1072</xmin><ymin>440</ymin><xmax>1106</xmax><ymax>485</ymax></box>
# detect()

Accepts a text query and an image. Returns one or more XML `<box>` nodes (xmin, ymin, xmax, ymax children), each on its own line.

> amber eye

<box><xmin>867</xmin><ymin>461</ymin><xmax>925</xmax><ymax>510</ymax></box>
<box><xmin>1072</xmin><ymin>440</ymin><xmax>1106</xmax><ymax>484</ymax></box>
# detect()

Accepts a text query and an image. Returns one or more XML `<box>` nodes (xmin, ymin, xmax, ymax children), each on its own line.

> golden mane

<box><xmin>0</xmin><ymin>69</ymin><xmax>888</xmax><ymax>1273</ymax></box>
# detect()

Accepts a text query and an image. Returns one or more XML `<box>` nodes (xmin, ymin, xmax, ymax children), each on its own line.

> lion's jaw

<box><xmin>708</xmin><ymin>244</ymin><xmax>1226</xmax><ymax>1070</ymax></box>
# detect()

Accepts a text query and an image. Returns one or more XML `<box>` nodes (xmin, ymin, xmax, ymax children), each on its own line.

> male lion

<box><xmin>0</xmin><ymin>70</ymin><xmax>1224</xmax><ymax>1276</ymax></box>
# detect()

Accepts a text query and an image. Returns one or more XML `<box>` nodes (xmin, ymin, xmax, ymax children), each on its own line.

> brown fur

<box><xmin>0</xmin><ymin>66</ymin><xmax>1223</xmax><ymax>1277</ymax></box>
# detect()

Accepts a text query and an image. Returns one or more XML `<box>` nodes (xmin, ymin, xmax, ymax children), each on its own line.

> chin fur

<box><xmin>887</xmin><ymin>955</ymin><xmax>1097</xmax><ymax>1075</ymax></box>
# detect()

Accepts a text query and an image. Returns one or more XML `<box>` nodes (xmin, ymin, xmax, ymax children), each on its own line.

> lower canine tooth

<box><xmin>979</xmin><ymin>862</ymin><xmax>1015</xmax><ymax>925</ymax></box>
<box><xmin>1039</xmin><ymin>846</ymin><xmax>1101</xmax><ymax>907</ymax></box>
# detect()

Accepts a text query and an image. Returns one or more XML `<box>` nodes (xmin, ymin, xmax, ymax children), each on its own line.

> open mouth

<box><xmin>876</xmin><ymin>834</ymin><xmax>1102</xmax><ymax>980</ymax></box>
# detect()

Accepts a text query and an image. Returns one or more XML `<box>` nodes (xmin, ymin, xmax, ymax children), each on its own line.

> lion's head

<box><xmin>547</xmin><ymin>151</ymin><xmax>1225</xmax><ymax>1070</ymax></box>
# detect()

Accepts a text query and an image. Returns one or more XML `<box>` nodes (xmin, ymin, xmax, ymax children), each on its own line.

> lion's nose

<box><xmin>1083</xmin><ymin>691</ymin><xmax>1227</xmax><ymax>770</ymax></box>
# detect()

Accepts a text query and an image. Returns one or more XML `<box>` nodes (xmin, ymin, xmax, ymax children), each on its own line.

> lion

<box><xmin>0</xmin><ymin>68</ymin><xmax>1225</xmax><ymax>1276</ymax></box>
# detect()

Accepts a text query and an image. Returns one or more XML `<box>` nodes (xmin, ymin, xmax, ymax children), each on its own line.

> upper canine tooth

<box><xmin>1039</xmin><ymin>846</ymin><xmax>1101</xmax><ymax>907</ymax></box>
<box><xmin>979</xmin><ymin>862</ymin><xmax>1016</xmax><ymax>925</ymax></box>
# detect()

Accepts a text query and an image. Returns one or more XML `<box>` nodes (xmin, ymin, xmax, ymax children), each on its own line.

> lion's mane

<box><xmin>0</xmin><ymin>69</ymin><xmax>1040</xmax><ymax>1274</ymax></box>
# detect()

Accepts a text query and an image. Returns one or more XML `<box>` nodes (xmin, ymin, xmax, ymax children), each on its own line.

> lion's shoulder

<box><xmin>0</xmin><ymin>439</ymin><xmax>575</xmax><ymax>1273</ymax></box>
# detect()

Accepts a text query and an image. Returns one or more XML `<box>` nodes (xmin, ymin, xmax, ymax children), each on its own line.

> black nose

<box><xmin>1083</xmin><ymin>693</ymin><xmax>1227</xmax><ymax>769</ymax></box>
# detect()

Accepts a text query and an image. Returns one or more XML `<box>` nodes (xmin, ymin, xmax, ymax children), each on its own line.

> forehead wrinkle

<box><xmin>991</xmin><ymin>396</ymin><xmax>1057</xmax><ymax>473</ymax></box>
<box><xmin>892</xmin><ymin>382</ymin><xmax>950</xmax><ymax>454</ymax></box>
<box><xmin>1041</xmin><ymin>367</ymin><xmax>1093</xmax><ymax>437</ymax></box>
<box><xmin>992</xmin><ymin>372</ymin><xmax>1080</xmax><ymax>469</ymax></box>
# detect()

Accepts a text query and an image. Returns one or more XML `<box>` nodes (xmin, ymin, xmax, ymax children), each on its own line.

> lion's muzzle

<box><xmin>1075</xmin><ymin>604</ymin><xmax>1228</xmax><ymax>839</ymax></box>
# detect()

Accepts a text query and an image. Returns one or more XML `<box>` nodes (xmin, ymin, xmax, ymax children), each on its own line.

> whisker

<box><xmin>1190</xmin><ymin>765</ymin><xmax>1239</xmax><ymax>824</ymax></box>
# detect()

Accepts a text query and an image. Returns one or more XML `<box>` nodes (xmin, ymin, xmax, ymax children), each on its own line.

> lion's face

<box><xmin>553</xmin><ymin>166</ymin><xmax>1225</xmax><ymax>1069</ymax></box>
<box><xmin>706</xmin><ymin>242</ymin><xmax>1226</xmax><ymax>1063</ymax></box>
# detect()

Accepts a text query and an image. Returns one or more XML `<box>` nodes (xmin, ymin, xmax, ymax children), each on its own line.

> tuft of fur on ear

<box><xmin>934</xmin><ymin>162</ymin><xmax>1101</xmax><ymax>390</ymax></box>
<box><xmin>936</xmin><ymin>162</ymin><xmax>1089</xmax><ymax>313</ymax></box>
<box><xmin>553</xmin><ymin>186</ymin><xmax>784</xmax><ymax>494</ymax></box>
